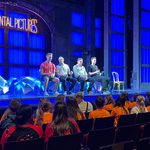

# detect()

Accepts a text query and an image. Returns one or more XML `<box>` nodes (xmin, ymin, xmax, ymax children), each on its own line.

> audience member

<box><xmin>89</xmin><ymin>96</ymin><xmax>110</xmax><ymax>119</ymax></box>
<box><xmin>67</xmin><ymin>96</ymin><xmax>85</xmax><ymax>120</ymax></box>
<box><xmin>130</xmin><ymin>95</ymin><xmax>148</xmax><ymax>114</ymax></box>
<box><xmin>45</xmin><ymin>102</ymin><xmax>80</xmax><ymax>142</ymax></box>
<box><xmin>1</xmin><ymin>105</ymin><xmax>43</xmax><ymax>150</ymax></box>
<box><xmin>111</xmin><ymin>96</ymin><xmax>129</xmax><ymax>126</ymax></box>
<box><xmin>0</xmin><ymin>99</ymin><xmax>20</xmax><ymax>128</ymax></box>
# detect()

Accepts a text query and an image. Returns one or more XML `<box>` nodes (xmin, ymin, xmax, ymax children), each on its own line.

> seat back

<box><xmin>94</xmin><ymin>116</ymin><xmax>115</xmax><ymax>130</ymax></box>
<box><xmin>114</xmin><ymin>124</ymin><xmax>140</xmax><ymax>143</ymax></box>
<box><xmin>137</xmin><ymin>137</ymin><xmax>150</xmax><ymax>150</ymax></box>
<box><xmin>143</xmin><ymin>122</ymin><xmax>150</xmax><ymax>138</ymax></box>
<box><xmin>112</xmin><ymin>72</ymin><xmax>120</xmax><ymax>82</ymax></box>
<box><xmin>136</xmin><ymin>112</ymin><xmax>150</xmax><ymax>125</ymax></box>
<box><xmin>47</xmin><ymin>133</ymin><xmax>83</xmax><ymax>150</ymax></box>
<box><xmin>99</xmin><ymin>140</ymin><xmax>134</xmax><ymax>150</ymax></box>
<box><xmin>117</xmin><ymin>114</ymin><xmax>136</xmax><ymax>127</ymax></box>
<box><xmin>4</xmin><ymin>138</ymin><xmax>44</xmax><ymax>150</ymax></box>
<box><xmin>87</xmin><ymin>127</ymin><xmax>115</xmax><ymax>150</ymax></box>
<box><xmin>76</xmin><ymin>119</ymin><xmax>93</xmax><ymax>134</ymax></box>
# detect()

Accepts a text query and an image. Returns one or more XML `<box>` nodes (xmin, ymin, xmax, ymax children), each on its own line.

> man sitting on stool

<box><xmin>40</xmin><ymin>53</ymin><xmax>60</xmax><ymax>96</ymax></box>
<box><xmin>88</xmin><ymin>57</ymin><xmax>110</xmax><ymax>94</ymax></box>
<box><xmin>73</xmin><ymin>58</ymin><xmax>94</xmax><ymax>94</ymax></box>
<box><xmin>56</xmin><ymin>56</ymin><xmax>77</xmax><ymax>95</ymax></box>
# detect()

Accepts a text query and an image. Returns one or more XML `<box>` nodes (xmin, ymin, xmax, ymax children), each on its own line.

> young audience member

<box><xmin>45</xmin><ymin>102</ymin><xmax>80</xmax><ymax>142</ymax></box>
<box><xmin>67</xmin><ymin>96</ymin><xmax>85</xmax><ymax>120</ymax></box>
<box><xmin>0</xmin><ymin>99</ymin><xmax>20</xmax><ymax>128</ymax></box>
<box><xmin>130</xmin><ymin>95</ymin><xmax>148</xmax><ymax>114</ymax></box>
<box><xmin>111</xmin><ymin>96</ymin><xmax>129</xmax><ymax>127</ymax></box>
<box><xmin>34</xmin><ymin>101</ymin><xmax>53</xmax><ymax>126</ymax></box>
<box><xmin>75</xmin><ymin>92</ymin><xmax>93</xmax><ymax>113</ymax></box>
<box><xmin>103</xmin><ymin>95</ymin><xmax>115</xmax><ymax>113</ymax></box>
<box><xmin>89</xmin><ymin>96</ymin><xmax>110</xmax><ymax>119</ymax></box>
<box><xmin>1</xmin><ymin>105</ymin><xmax>43</xmax><ymax>150</ymax></box>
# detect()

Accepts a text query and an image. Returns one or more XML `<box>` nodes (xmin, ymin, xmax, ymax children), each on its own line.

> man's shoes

<box><xmin>63</xmin><ymin>91</ymin><xmax>67</xmax><ymax>95</ymax></box>
<box><xmin>87</xmin><ymin>91</ymin><xmax>93</xmax><ymax>94</ymax></box>
<box><xmin>44</xmin><ymin>91</ymin><xmax>49</xmax><ymax>96</ymax></box>
<box><xmin>54</xmin><ymin>91</ymin><xmax>60</xmax><ymax>95</ymax></box>
<box><xmin>67</xmin><ymin>91</ymin><xmax>74</xmax><ymax>95</ymax></box>
<box><xmin>102</xmin><ymin>91</ymin><xmax>110</xmax><ymax>95</ymax></box>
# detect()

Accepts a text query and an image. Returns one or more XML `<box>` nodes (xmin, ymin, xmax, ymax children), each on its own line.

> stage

<box><xmin>0</xmin><ymin>89</ymin><xmax>148</xmax><ymax>109</ymax></box>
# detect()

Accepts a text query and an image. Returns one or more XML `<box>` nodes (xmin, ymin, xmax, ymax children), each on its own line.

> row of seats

<box><xmin>77</xmin><ymin>112</ymin><xmax>150</xmax><ymax>134</ymax></box>
<box><xmin>0</xmin><ymin>122</ymin><xmax>150</xmax><ymax>150</ymax></box>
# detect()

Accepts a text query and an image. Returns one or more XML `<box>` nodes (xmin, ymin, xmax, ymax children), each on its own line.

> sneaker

<box><xmin>87</xmin><ymin>91</ymin><xmax>93</xmax><ymax>94</ymax></box>
<box><xmin>63</xmin><ymin>91</ymin><xmax>67</xmax><ymax>95</ymax></box>
<box><xmin>44</xmin><ymin>91</ymin><xmax>49</xmax><ymax>96</ymax></box>
<box><xmin>54</xmin><ymin>91</ymin><xmax>60</xmax><ymax>95</ymax></box>
<box><xmin>103</xmin><ymin>91</ymin><xmax>110</xmax><ymax>95</ymax></box>
<box><xmin>67</xmin><ymin>91</ymin><xmax>74</xmax><ymax>95</ymax></box>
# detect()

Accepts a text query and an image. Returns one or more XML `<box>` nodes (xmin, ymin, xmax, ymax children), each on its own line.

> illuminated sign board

<box><xmin>0</xmin><ymin>16</ymin><xmax>38</xmax><ymax>33</ymax></box>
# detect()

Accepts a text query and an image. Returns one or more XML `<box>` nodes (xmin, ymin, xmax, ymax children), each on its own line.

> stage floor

<box><xmin>0</xmin><ymin>89</ymin><xmax>148</xmax><ymax>108</ymax></box>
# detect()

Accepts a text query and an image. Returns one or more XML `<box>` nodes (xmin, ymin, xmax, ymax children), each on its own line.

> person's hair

<box><xmin>115</xmin><ymin>95</ymin><xmax>126</xmax><ymax>107</ymax></box>
<box><xmin>146</xmin><ymin>92</ymin><xmax>150</xmax><ymax>100</ymax></box>
<box><xmin>52</xmin><ymin>102</ymin><xmax>70</xmax><ymax>136</ymax></box>
<box><xmin>105</xmin><ymin>95</ymin><xmax>115</xmax><ymax>105</ymax></box>
<box><xmin>67</xmin><ymin>96</ymin><xmax>84</xmax><ymax>120</ymax></box>
<box><xmin>95</xmin><ymin>96</ymin><xmax>105</xmax><ymax>108</ymax></box>
<box><xmin>58</xmin><ymin>56</ymin><xmax>64</xmax><ymax>60</ymax></box>
<box><xmin>15</xmin><ymin>104</ymin><xmax>33</xmax><ymax>126</ymax></box>
<box><xmin>77</xmin><ymin>58</ymin><xmax>83</xmax><ymax>61</ymax></box>
<box><xmin>56</xmin><ymin>94</ymin><xmax>66</xmax><ymax>103</ymax></box>
<box><xmin>38</xmin><ymin>98</ymin><xmax>48</xmax><ymax>109</ymax></box>
<box><xmin>75</xmin><ymin>92</ymin><xmax>84</xmax><ymax>99</ymax></box>
<box><xmin>9</xmin><ymin>99</ymin><xmax>21</xmax><ymax>113</ymax></box>
<box><xmin>136</xmin><ymin>95</ymin><xmax>146</xmax><ymax>112</ymax></box>
<box><xmin>41</xmin><ymin>101</ymin><xmax>52</xmax><ymax>113</ymax></box>
<box><xmin>133</xmin><ymin>93</ymin><xmax>139</xmax><ymax>102</ymax></box>
<box><xmin>46</xmin><ymin>53</ymin><xmax>53</xmax><ymax>57</ymax></box>
<box><xmin>115</xmin><ymin>95</ymin><xmax>128</xmax><ymax>114</ymax></box>
<box><xmin>136</xmin><ymin>95</ymin><xmax>145</xmax><ymax>103</ymax></box>
<box><xmin>121</xmin><ymin>92</ymin><xmax>129</xmax><ymax>101</ymax></box>
<box><xmin>91</xmin><ymin>57</ymin><xmax>96</xmax><ymax>61</ymax></box>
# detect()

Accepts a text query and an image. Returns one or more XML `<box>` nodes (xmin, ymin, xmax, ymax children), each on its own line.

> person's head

<box><xmin>77</xmin><ymin>58</ymin><xmax>83</xmax><ymax>66</ymax></box>
<box><xmin>58</xmin><ymin>56</ymin><xmax>64</xmax><ymax>64</ymax></box>
<box><xmin>38</xmin><ymin>98</ymin><xmax>48</xmax><ymax>109</ymax></box>
<box><xmin>9</xmin><ymin>99</ymin><xmax>21</xmax><ymax>113</ymax></box>
<box><xmin>136</xmin><ymin>95</ymin><xmax>145</xmax><ymax>107</ymax></box>
<box><xmin>67</xmin><ymin>96</ymin><xmax>79</xmax><ymax>110</ymax></box>
<box><xmin>104</xmin><ymin>95</ymin><xmax>115</xmax><ymax>105</ymax></box>
<box><xmin>46</xmin><ymin>53</ymin><xmax>53</xmax><ymax>62</ymax></box>
<box><xmin>16</xmin><ymin>104</ymin><xmax>33</xmax><ymax>125</ymax></box>
<box><xmin>41</xmin><ymin>101</ymin><xmax>52</xmax><ymax>113</ymax></box>
<box><xmin>75</xmin><ymin>92</ymin><xmax>84</xmax><ymax>104</ymax></box>
<box><xmin>95</xmin><ymin>96</ymin><xmax>105</xmax><ymax>108</ymax></box>
<box><xmin>91</xmin><ymin>57</ymin><xmax>97</xmax><ymax>65</ymax></box>
<box><xmin>146</xmin><ymin>92</ymin><xmax>150</xmax><ymax>101</ymax></box>
<box><xmin>66</xmin><ymin>96</ymin><xmax>80</xmax><ymax>120</ymax></box>
<box><xmin>121</xmin><ymin>92</ymin><xmax>129</xmax><ymax>101</ymax></box>
<box><xmin>115</xmin><ymin>95</ymin><xmax>126</xmax><ymax>107</ymax></box>
<box><xmin>132</xmin><ymin>93</ymin><xmax>139</xmax><ymax>102</ymax></box>
<box><xmin>56</xmin><ymin>94</ymin><xmax>66</xmax><ymax>103</ymax></box>
<box><xmin>53</xmin><ymin>102</ymin><xmax>68</xmax><ymax>124</ymax></box>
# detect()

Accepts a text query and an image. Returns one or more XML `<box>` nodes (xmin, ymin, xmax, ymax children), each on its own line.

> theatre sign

<box><xmin>0</xmin><ymin>15</ymin><xmax>38</xmax><ymax>33</ymax></box>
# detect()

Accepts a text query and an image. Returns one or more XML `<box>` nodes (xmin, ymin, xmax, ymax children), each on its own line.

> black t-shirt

<box><xmin>88</xmin><ymin>65</ymin><xmax>99</xmax><ymax>77</ymax></box>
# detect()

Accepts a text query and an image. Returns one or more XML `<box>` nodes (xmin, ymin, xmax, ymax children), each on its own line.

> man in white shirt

<box><xmin>73</xmin><ymin>58</ymin><xmax>94</xmax><ymax>94</ymax></box>
<box><xmin>75</xmin><ymin>92</ymin><xmax>93</xmax><ymax>113</ymax></box>
<box><xmin>57</xmin><ymin>56</ymin><xmax>77</xmax><ymax>95</ymax></box>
